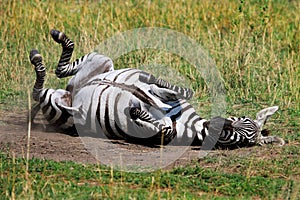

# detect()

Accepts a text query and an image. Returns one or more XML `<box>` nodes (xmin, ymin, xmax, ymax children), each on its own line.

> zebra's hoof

<box><xmin>50</xmin><ymin>29</ymin><xmax>65</xmax><ymax>43</ymax></box>
<box><xmin>29</xmin><ymin>49</ymin><xmax>42</xmax><ymax>65</ymax></box>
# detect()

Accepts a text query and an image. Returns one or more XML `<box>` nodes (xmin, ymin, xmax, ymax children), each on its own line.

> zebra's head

<box><xmin>214</xmin><ymin>106</ymin><xmax>284</xmax><ymax>148</ymax></box>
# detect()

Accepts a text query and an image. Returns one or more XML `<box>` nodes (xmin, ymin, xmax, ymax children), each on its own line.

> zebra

<box><xmin>29</xmin><ymin>29</ymin><xmax>285</xmax><ymax>148</ymax></box>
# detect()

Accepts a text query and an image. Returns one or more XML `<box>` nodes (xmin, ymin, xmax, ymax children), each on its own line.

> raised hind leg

<box><xmin>29</xmin><ymin>49</ymin><xmax>46</xmax><ymax>122</ymax></box>
<box><xmin>29</xmin><ymin>49</ymin><xmax>74</xmax><ymax>130</ymax></box>
<box><xmin>30</xmin><ymin>50</ymin><xmax>46</xmax><ymax>102</ymax></box>
<box><xmin>50</xmin><ymin>29</ymin><xmax>114</xmax><ymax>78</ymax></box>
<box><xmin>50</xmin><ymin>29</ymin><xmax>76</xmax><ymax>78</ymax></box>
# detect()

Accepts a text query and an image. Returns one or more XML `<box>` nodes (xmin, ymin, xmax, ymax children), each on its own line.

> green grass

<box><xmin>1</xmin><ymin>152</ymin><xmax>299</xmax><ymax>199</ymax></box>
<box><xmin>0</xmin><ymin>0</ymin><xmax>299</xmax><ymax>199</ymax></box>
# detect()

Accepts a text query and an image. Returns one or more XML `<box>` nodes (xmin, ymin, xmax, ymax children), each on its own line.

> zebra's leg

<box><xmin>30</xmin><ymin>49</ymin><xmax>46</xmax><ymax>102</ymax></box>
<box><xmin>139</xmin><ymin>72</ymin><xmax>194</xmax><ymax>100</ymax></box>
<box><xmin>154</xmin><ymin>78</ymin><xmax>194</xmax><ymax>100</ymax></box>
<box><xmin>128</xmin><ymin>107</ymin><xmax>176</xmax><ymax>145</ymax></box>
<box><xmin>129</xmin><ymin>107</ymin><xmax>154</xmax><ymax>122</ymax></box>
<box><xmin>29</xmin><ymin>49</ymin><xmax>46</xmax><ymax>122</ymax></box>
<box><xmin>29</xmin><ymin>49</ymin><xmax>75</xmax><ymax>130</ymax></box>
<box><xmin>50</xmin><ymin>29</ymin><xmax>76</xmax><ymax>78</ymax></box>
<box><xmin>50</xmin><ymin>29</ymin><xmax>114</xmax><ymax>80</ymax></box>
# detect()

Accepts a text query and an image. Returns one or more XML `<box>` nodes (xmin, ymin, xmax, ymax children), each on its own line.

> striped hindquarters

<box><xmin>38</xmin><ymin>89</ymin><xmax>75</xmax><ymax>130</ymax></box>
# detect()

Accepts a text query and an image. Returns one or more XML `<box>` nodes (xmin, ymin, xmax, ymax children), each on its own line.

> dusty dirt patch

<box><xmin>0</xmin><ymin>109</ymin><xmax>96</xmax><ymax>163</ymax></box>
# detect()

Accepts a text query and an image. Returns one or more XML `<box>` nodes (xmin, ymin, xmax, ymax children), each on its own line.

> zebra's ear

<box><xmin>255</xmin><ymin>106</ymin><xmax>279</xmax><ymax>129</ymax></box>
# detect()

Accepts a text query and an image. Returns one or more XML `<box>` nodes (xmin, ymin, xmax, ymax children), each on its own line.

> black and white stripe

<box><xmin>29</xmin><ymin>29</ymin><xmax>284</xmax><ymax>148</ymax></box>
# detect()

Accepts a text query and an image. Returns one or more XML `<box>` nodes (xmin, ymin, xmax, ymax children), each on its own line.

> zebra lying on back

<box><xmin>29</xmin><ymin>29</ymin><xmax>285</xmax><ymax>148</ymax></box>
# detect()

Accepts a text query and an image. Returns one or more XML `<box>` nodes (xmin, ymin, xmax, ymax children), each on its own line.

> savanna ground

<box><xmin>0</xmin><ymin>0</ymin><xmax>299</xmax><ymax>199</ymax></box>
